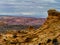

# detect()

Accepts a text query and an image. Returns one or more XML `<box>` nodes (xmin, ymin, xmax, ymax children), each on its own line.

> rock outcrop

<box><xmin>0</xmin><ymin>9</ymin><xmax>60</xmax><ymax>45</ymax></box>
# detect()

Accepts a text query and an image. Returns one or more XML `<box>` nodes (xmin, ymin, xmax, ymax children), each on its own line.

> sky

<box><xmin>0</xmin><ymin>0</ymin><xmax>60</xmax><ymax>18</ymax></box>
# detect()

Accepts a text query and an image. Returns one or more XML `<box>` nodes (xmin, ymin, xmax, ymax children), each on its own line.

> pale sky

<box><xmin>0</xmin><ymin>0</ymin><xmax>60</xmax><ymax>18</ymax></box>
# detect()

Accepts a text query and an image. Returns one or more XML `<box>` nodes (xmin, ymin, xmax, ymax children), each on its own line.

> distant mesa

<box><xmin>0</xmin><ymin>16</ymin><xmax>46</xmax><ymax>26</ymax></box>
<box><xmin>0</xmin><ymin>21</ymin><xmax>7</xmax><ymax>26</ymax></box>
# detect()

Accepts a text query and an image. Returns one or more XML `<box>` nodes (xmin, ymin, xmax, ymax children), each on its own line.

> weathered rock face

<box><xmin>0</xmin><ymin>9</ymin><xmax>60</xmax><ymax>45</ymax></box>
<box><xmin>38</xmin><ymin>9</ymin><xmax>60</xmax><ymax>30</ymax></box>
<box><xmin>35</xmin><ymin>9</ymin><xmax>60</xmax><ymax>45</ymax></box>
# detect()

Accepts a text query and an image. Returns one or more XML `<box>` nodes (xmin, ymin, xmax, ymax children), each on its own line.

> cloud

<box><xmin>42</xmin><ymin>0</ymin><xmax>57</xmax><ymax>3</ymax></box>
<box><xmin>20</xmin><ymin>12</ymin><xmax>35</xmax><ymax>15</ymax></box>
<box><xmin>0</xmin><ymin>12</ymin><xmax>46</xmax><ymax>15</ymax></box>
<box><xmin>0</xmin><ymin>12</ymin><xmax>19</xmax><ymax>15</ymax></box>
<box><xmin>37</xmin><ymin>6</ymin><xmax>44</xmax><ymax>8</ymax></box>
<box><xmin>33</xmin><ymin>0</ymin><xmax>57</xmax><ymax>3</ymax></box>
<box><xmin>0</xmin><ymin>12</ymin><xmax>36</xmax><ymax>15</ymax></box>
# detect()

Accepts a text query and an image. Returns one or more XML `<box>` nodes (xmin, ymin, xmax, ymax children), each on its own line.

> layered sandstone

<box><xmin>0</xmin><ymin>9</ymin><xmax>60</xmax><ymax>45</ymax></box>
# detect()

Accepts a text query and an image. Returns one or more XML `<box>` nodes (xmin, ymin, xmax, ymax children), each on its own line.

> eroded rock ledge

<box><xmin>0</xmin><ymin>9</ymin><xmax>60</xmax><ymax>45</ymax></box>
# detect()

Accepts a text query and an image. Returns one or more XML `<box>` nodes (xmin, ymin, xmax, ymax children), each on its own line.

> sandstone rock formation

<box><xmin>0</xmin><ymin>9</ymin><xmax>60</xmax><ymax>45</ymax></box>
